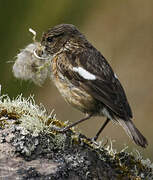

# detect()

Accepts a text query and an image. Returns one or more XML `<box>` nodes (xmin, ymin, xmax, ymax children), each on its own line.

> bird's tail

<box><xmin>118</xmin><ymin>119</ymin><xmax>148</xmax><ymax>148</ymax></box>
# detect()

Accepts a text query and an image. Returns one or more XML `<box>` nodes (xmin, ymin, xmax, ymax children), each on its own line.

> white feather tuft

<box><xmin>101</xmin><ymin>108</ymin><xmax>112</xmax><ymax>120</ymax></box>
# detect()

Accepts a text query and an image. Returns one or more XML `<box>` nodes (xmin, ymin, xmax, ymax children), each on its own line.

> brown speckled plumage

<box><xmin>41</xmin><ymin>24</ymin><xmax>148</xmax><ymax>148</ymax></box>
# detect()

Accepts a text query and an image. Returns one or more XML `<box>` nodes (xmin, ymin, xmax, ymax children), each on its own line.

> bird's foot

<box><xmin>50</xmin><ymin>125</ymin><xmax>68</xmax><ymax>133</ymax></box>
<box><xmin>90</xmin><ymin>137</ymin><xmax>109</xmax><ymax>147</ymax></box>
<box><xmin>90</xmin><ymin>138</ymin><xmax>99</xmax><ymax>146</ymax></box>
<box><xmin>91</xmin><ymin>136</ymin><xmax>98</xmax><ymax>142</ymax></box>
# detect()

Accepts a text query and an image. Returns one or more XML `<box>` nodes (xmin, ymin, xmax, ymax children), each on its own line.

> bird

<box><xmin>40</xmin><ymin>24</ymin><xmax>148</xmax><ymax>148</ymax></box>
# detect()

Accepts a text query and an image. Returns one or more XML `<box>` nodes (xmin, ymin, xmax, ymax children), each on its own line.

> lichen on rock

<box><xmin>0</xmin><ymin>95</ymin><xmax>153</xmax><ymax>179</ymax></box>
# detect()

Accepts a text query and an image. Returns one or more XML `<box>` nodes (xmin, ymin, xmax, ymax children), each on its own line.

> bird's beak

<box><xmin>33</xmin><ymin>43</ymin><xmax>52</xmax><ymax>61</ymax></box>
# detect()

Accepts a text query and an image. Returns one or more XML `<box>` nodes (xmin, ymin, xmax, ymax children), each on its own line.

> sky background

<box><xmin>0</xmin><ymin>0</ymin><xmax>153</xmax><ymax>161</ymax></box>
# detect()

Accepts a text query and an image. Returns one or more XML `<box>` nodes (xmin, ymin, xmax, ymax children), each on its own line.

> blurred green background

<box><xmin>0</xmin><ymin>0</ymin><xmax>153</xmax><ymax>160</ymax></box>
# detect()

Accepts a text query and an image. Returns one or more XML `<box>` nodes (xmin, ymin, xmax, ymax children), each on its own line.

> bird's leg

<box><xmin>58</xmin><ymin>113</ymin><xmax>93</xmax><ymax>132</ymax></box>
<box><xmin>93</xmin><ymin>118</ymin><xmax>110</xmax><ymax>141</ymax></box>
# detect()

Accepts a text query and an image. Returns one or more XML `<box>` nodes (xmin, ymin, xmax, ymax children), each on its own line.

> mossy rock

<box><xmin>0</xmin><ymin>95</ymin><xmax>152</xmax><ymax>179</ymax></box>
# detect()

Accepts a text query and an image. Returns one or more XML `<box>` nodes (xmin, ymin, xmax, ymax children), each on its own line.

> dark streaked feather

<box><xmin>58</xmin><ymin>48</ymin><xmax>132</xmax><ymax>119</ymax></box>
<box><xmin>118</xmin><ymin>119</ymin><xmax>148</xmax><ymax>148</ymax></box>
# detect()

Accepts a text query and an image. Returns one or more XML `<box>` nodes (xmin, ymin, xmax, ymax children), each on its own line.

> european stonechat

<box><xmin>41</xmin><ymin>24</ymin><xmax>148</xmax><ymax>148</ymax></box>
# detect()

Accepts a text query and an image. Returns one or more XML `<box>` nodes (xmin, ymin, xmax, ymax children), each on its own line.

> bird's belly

<box><xmin>52</xmin><ymin>72</ymin><xmax>96</xmax><ymax>113</ymax></box>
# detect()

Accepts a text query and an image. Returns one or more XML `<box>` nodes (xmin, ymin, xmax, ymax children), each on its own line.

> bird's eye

<box><xmin>47</xmin><ymin>36</ymin><xmax>53</xmax><ymax>42</ymax></box>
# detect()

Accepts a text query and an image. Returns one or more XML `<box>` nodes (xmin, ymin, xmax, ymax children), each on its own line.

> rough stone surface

<box><xmin>0</xmin><ymin>96</ymin><xmax>153</xmax><ymax>180</ymax></box>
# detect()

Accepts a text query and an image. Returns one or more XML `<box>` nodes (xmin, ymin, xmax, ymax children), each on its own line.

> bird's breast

<box><xmin>50</xmin><ymin>56</ymin><xmax>97</xmax><ymax>114</ymax></box>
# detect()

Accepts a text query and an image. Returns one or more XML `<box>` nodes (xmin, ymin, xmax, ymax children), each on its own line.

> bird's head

<box><xmin>41</xmin><ymin>24</ymin><xmax>86</xmax><ymax>56</ymax></box>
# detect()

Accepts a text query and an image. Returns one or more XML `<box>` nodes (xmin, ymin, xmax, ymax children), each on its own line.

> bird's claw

<box><xmin>50</xmin><ymin>125</ymin><xmax>67</xmax><ymax>133</ymax></box>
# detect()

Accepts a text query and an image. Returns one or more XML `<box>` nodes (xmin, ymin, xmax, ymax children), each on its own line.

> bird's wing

<box><xmin>57</xmin><ymin>48</ymin><xmax>132</xmax><ymax>119</ymax></box>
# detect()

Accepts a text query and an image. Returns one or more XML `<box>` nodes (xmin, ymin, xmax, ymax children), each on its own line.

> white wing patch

<box><xmin>73</xmin><ymin>67</ymin><xmax>96</xmax><ymax>80</ymax></box>
<box><xmin>114</xmin><ymin>73</ymin><xmax>118</xmax><ymax>79</ymax></box>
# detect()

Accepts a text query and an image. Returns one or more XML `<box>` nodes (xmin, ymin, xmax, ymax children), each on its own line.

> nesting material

<box><xmin>13</xmin><ymin>28</ymin><xmax>51</xmax><ymax>86</ymax></box>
